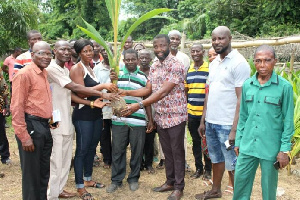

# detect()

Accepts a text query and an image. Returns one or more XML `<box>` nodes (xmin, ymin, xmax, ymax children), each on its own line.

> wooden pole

<box><xmin>141</xmin><ymin>36</ymin><xmax>300</xmax><ymax>49</ymax></box>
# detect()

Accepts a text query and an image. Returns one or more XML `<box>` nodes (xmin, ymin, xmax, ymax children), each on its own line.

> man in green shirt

<box><xmin>233</xmin><ymin>45</ymin><xmax>294</xmax><ymax>200</ymax></box>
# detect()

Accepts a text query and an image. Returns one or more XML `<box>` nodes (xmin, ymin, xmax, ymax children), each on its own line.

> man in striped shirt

<box><xmin>185</xmin><ymin>44</ymin><xmax>212</xmax><ymax>180</ymax></box>
<box><xmin>13</xmin><ymin>30</ymin><xmax>42</xmax><ymax>75</ymax></box>
<box><xmin>106</xmin><ymin>48</ymin><xmax>154</xmax><ymax>193</ymax></box>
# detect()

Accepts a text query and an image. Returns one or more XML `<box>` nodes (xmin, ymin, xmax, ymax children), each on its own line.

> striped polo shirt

<box><xmin>112</xmin><ymin>66</ymin><xmax>147</xmax><ymax>127</ymax></box>
<box><xmin>185</xmin><ymin>61</ymin><xmax>209</xmax><ymax>118</ymax></box>
<box><xmin>13</xmin><ymin>50</ymin><xmax>32</xmax><ymax>76</ymax></box>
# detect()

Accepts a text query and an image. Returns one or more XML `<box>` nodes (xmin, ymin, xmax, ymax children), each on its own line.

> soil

<box><xmin>1</xmin><ymin>122</ymin><xmax>300</xmax><ymax>200</ymax></box>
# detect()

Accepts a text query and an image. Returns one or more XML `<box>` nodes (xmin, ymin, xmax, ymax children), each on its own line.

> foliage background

<box><xmin>1</xmin><ymin>0</ymin><xmax>300</xmax><ymax>55</ymax></box>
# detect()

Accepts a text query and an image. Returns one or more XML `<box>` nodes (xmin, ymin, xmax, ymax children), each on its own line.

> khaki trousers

<box><xmin>47</xmin><ymin>134</ymin><xmax>73</xmax><ymax>200</ymax></box>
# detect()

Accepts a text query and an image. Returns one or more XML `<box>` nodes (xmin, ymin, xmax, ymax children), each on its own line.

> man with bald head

<box><xmin>47</xmin><ymin>40</ymin><xmax>114</xmax><ymax>199</ymax></box>
<box><xmin>196</xmin><ymin>26</ymin><xmax>250</xmax><ymax>199</ymax></box>
<box><xmin>233</xmin><ymin>45</ymin><xmax>294</xmax><ymax>200</ymax></box>
<box><xmin>11</xmin><ymin>41</ymin><xmax>54</xmax><ymax>200</ymax></box>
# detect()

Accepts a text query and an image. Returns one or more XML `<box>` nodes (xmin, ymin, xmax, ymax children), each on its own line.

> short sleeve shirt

<box><xmin>206</xmin><ymin>49</ymin><xmax>250</xmax><ymax>125</ymax></box>
<box><xmin>46</xmin><ymin>60</ymin><xmax>74</xmax><ymax>136</ymax></box>
<box><xmin>3</xmin><ymin>55</ymin><xmax>15</xmax><ymax>82</ymax></box>
<box><xmin>149</xmin><ymin>54</ymin><xmax>187</xmax><ymax>129</ymax></box>
<box><xmin>112</xmin><ymin>66</ymin><xmax>147</xmax><ymax>127</ymax></box>
<box><xmin>13</xmin><ymin>51</ymin><xmax>32</xmax><ymax>76</ymax></box>
<box><xmin>185</xmin><ymin>62</ymin><xmax>209</xmax><ymax>118</ymax></box>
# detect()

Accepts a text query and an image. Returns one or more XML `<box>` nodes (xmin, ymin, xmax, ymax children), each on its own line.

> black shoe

<box><xmin>190</xmin><ymin>169</ymin><xmax>203</xmax><ymax>179</ymax></box>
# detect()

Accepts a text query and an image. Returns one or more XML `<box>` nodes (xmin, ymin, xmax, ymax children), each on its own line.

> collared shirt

<box><xmin>236</xmin><ymin>71</ymin><xmax>294</xmax><ymax>161</ymax></box>
<box><xmin>112</xmin><ymin>66</ymin><xmax>147</xmax><ymax>127</ymax></box>
<box><xmin>185</xmin><ymin>61</ymin><xmax>209</xmax><ymax>118</ymax></box>
<box><xmin>149</xmin><ymin>54</ymin><xmax>187</xmax><ymax>129</ymax></box>
<box><xmin>13</xmin><ymin>50</ymin><xmax>32</xmax><ymax>76</ymax></box>
<box><xmin>11</xmin><ymin>62</ymin><xmax>52</xmax><ymax>143</ymax></box>
<box><xmin>46</xmin><ymin>60</ymin><xmax>74</xmax><ymax>136</ymax></box>
<box><xmin>3</xmin><ymin>55</ymin><xmax>16</xmax><ymax>82</ymax></box>
<box><xmin>93</xmin><ymin>61</ymin><xmax>113</xmax><ymax>119</ymax></box>
<box><xmin>206</xmin><ymin>49</ymin><xmax>250</xmax><ymax>125</ymax></box>
<box><xmin>64</xmin><ymin>59</ymin><xmax>76</xmax><ymax>71</ymax></box>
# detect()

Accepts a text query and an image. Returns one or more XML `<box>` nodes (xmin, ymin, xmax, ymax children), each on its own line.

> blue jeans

<box><xmin>205</xmin><ymin>122</ymin><xmax>236</xmax><ymax>171</ymax></box>
<box><xmin>73</xmin><ymin>118</ymin><xmax>102</xmax><ymax>188</ymax></box>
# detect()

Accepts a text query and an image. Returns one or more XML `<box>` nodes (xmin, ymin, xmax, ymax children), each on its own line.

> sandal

<box><xmin>85</xmin><ymin>181</ymin><xmax>105</xmax><ymax>188</ymax></box>
<box><xmin>79</xmin><ymin>192</ymin><xmax>94</xmax><ymax>200</ymax></box>
<box><xmin>224</xmin><ymin>186</ymin><xmax>234</xmax><ymax>195</ymax></box>
<box><xmin>195</xmin><ymin>190</ymin><xmax>222</xmax><ymax>200</ymax></box>
<box><xmin>202</xmin><ymin>179</ymin><xmax>213</xmax><ymax>187</ymax></box>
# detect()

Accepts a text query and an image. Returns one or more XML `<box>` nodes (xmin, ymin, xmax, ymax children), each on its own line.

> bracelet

<box><xmin>90</xmin><ymin>101</ymin><xmax>94</xmax><ymax>109</ymax></box>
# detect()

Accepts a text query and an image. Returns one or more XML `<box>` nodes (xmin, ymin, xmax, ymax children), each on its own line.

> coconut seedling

<box><xmin>77</xmin><ymin>0</ymin><xmax>172</xmax><ymax>116</ymax></box>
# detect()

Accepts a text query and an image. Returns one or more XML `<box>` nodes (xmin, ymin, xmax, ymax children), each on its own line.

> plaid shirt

<box><xmin>149</xmin><ymin>54</ymin><xmax>187</xmax><ymax>129</ymax></box>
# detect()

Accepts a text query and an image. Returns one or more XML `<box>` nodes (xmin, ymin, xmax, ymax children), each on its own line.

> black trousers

<box><xmin>100</xmin><ymin>119</ymin><xmax>112</xmax><ymax>165</ymax></box>
<box><xmin>158</xmin><ymin>122</ymin><xmax>186</xmax><ymax>191</ymax></box>
<box><xmin>188</xmin><ymin>117</ymin><xmax>212</xmax><ymax>172</ymax></box>
<box><xmin>142</xmin><ymin>129</ymin><xmax>156</xmax><ymax>168</ymax></box>
<box><xmin>111</xmin><ymin>125</ymin><xmax>146</xmax><ymax>185</ymax></box>
<box><xmin>0</xmin><ymin>114</ymin><xmax>10</xmax><ymax>163</ymax></box>
<box><xmin>16</xmin><ymin>114</ymin><xmax>53</xmax><ymax>200</ymax></box>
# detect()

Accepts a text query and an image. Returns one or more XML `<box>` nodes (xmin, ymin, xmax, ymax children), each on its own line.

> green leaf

<box><xmin>105</xmin><ymin>0</ymin><xmax>114</xmax><ymax>25</ymax></box>
<box><xmin>118</xmin><ymin>8</ymin><xmax>174</xmax><ymax>62</ymax></box>
<box><xmin>77</xmin><ymin>19</ymin><xmax>114</xmax><ymax>68</ymax></box>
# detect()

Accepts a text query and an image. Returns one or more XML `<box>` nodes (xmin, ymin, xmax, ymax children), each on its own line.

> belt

<box><xmin>25</xmin><ymin>113</ymin><xmax>50</xmax><ymax>123</ymax></box>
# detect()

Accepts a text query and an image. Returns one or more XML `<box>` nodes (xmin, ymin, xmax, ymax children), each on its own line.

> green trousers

<box><xmin>233</xmin><ymin>153</ymin><xmax>278</xmax><ymax>200</ymax></box>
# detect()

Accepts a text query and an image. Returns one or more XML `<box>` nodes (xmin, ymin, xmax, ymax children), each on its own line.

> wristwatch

<box><xmin>139</xmin><ymin>101</ymin><xmax>144</xmax><ymax>109</ymax></box>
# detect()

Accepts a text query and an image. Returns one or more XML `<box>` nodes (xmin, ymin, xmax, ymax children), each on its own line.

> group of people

<box><xmin>0</xmin><ymin>25</ymin><xmax>294</xmax><ymax>200</ymax></box>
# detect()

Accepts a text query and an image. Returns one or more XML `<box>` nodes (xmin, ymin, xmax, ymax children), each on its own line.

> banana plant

<box><xmin>291</xmin><ymin>96</ymin><xmax>300</xmax><ymax>161</ymax></box>
<box><xmin>77</xmin><ymin>0</ymin><xmax>172</xmax><ymax>83</ymax></box>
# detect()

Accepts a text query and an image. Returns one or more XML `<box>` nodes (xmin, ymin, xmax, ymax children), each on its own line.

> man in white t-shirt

<box><xmin>196</xmin><ymin>26</ymin><xmax>250</xmax><ymax>199</ymax></box>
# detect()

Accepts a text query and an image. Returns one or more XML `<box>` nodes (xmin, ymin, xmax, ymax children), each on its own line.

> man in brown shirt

<box><xmin>11</xmin><ymin>41</ymin><xmax>55</xmax><ymax>200</ymax></box>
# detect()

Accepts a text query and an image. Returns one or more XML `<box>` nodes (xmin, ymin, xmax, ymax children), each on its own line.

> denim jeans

<box><xmin>205</xmin><ymin>122</ymin><xmax>236</xmax><ymax>171</ymax></box>
<box><xmin>73</xmin><ymin>118</ymin><xmax>102</xmax><ymax>188</ymax></box>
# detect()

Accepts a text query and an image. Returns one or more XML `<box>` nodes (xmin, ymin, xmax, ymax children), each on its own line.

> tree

<box><xmin>123</xmin><ymin>0</ymin><xmax>300</xmax><ymax>40</ymax></box>
<box><xmin>0</xmin><ymin>0</ymin><xmax>39</xmax><ymax>55</ymax></box>
<box><xmin>120</xmin><ymin>0</ymin><xmax>183</xmax><ymax>40</ymax></box>
<box><xmin>39</xmin><ymin>0</ymin><xmax>112</xmax><ymax>40</ymax></box>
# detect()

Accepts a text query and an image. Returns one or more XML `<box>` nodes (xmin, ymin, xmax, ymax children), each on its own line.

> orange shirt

<box><xmin>11</xmin><ymin>62</ymin><xmax>52</xmax><ymax>143</ymax></box>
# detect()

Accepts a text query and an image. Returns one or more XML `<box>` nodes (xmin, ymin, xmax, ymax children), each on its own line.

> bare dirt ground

<box><xmin>1</xmin><ymin>121</ymin><xmax>300</xmax><ymax>200</ymax></box>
